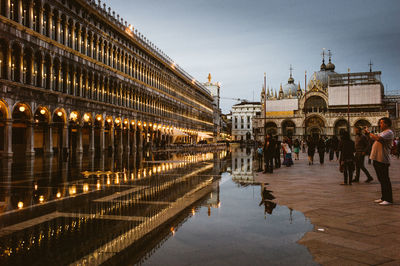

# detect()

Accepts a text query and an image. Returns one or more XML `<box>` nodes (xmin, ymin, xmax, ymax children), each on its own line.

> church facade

<box><xmin>254</xmin><ymin>51</ymin><xmax>391</xmax><ymax>141</ymax></box>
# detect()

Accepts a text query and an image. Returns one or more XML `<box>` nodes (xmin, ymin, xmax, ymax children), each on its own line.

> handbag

<box><xmin>339</xmin><ymin>161</ymin><xmax>344</xmax><ymax>173</ymax></box>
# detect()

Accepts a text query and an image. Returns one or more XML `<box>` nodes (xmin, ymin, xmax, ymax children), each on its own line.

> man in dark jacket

<box><xmin>317</xmin><ymin>136</ymin><xmax>326</xmax><ymax>164</ymax></box>
<box><xmin>263</xmin><ymin>134</ymin><xmax>275</xmax><ymax>173</ymax></box>
<box><xmin>274</xmin><ymin>136</ymin><xmax>281</xmax><ymax>169</ymax></box>
<box><xmin>352</xmin><ymin>127</ymin><xmax>373</xmax><ymax>183</ymax></box>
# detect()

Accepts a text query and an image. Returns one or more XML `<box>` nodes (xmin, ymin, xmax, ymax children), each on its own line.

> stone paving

<box><xmin>255</xmin><ymin>153</ymin><xmax>400</xmax><ymax>266</ymax></box>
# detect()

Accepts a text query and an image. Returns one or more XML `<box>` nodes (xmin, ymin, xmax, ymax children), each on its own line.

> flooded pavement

<box><xmin>0</xmin><ymin>147</ymin><xmax>316</xmax><ymax>265</ymax></box>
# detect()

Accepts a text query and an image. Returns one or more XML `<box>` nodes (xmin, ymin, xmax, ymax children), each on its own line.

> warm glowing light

<box><xmin>97</xmin><ymin>180</ymin><xmax>101</xmax><ymax>190</ymax></box>
<box><xmin>170</xmin><ymin>227</ymin><xmax>175</xmax><ymax>235</ymax></box>
<box><xmin>18</xmin><ymin>201</ymin><xmax>24</xmax><ymax>209</ymax></box>
<box><xmin>83</xmin><ymin>183</ymin><xmax>89</xmax><ymax>192</ymax></box>
<box><xmin>124</xmin><ymin>120</ymin><xmax>128</xmax><ymax>125</ymax></box>
<box><xmin>57</xmin><ymin>111</ymin><xmax>63</xmax><ymax>117</ymax></box>
<box><xmin>138</xmin><ymin>121</ymin><xmax>142</xmax><ymax>126</ymax></box>
<box><xmin>70</xmin><ymin>112</ymin><xmax>78</xmax><ymax>121</ymax></box>
<box><xmin>40</xmin><ymin>109</ymin><xmax>46</xmax><ymax>115</ymax></box>
<box><xmin>107</xmin><ymin>118</ymin><xmax>111</xmax><ymax>123</ymax></box>
<box><xmin>115</xmin><ymin>118</ymin><xmax>121</xmax><ymax>124</ymax></box>
<box><xmin>39</xmin><ymin>195</ymin><xmax>44</xmax><ymax>203</ymax></box>
<box><xmin>19</xmin><ymin>106</ymin><xmax>25</xmax><ymax>112</ymax></box>
<box><xmin>69</xmin><ymin>185</ymin><xmax>76</xmax><ymax>195</ymax></box>
<box><xmin>56</xmin><ymin>192</ymin><xmax>61</xmax><ymax>198</ymax></box>
<box><xmin>83</xmin><ymin>114</ymin><xmax>90</xmax><ymax>122</ymax></box>
<box><xmin>192</xmin><ymin>208</ymin><xmax>195</xmax><ymax>215</ymax></box>
<box><xmin>149</xmin><ymin>123</ymin><xmax>152</xmax><ymax>127</ymax></box>
<box><xmin>107</xmin><ymin>177</ymin><xmax>111</xmax><ymax>185</ymax></box>
<box><xmin>153</xmin><ymin>166</ymin><xmax>156</xmax><ymax>173</ymax></box>
<box><xmin>131</xmin><ymin>120</ymin><xmax>135</xmax><ymax>125</ymax></box>
<box><xmin>97</xmin><ymin>116</ymin><xmax>102</xmax><ymax>121</ymax></box>
<box><xmin>143</xmin><ymin>122</ymin><xmax>147</xmax><ymax>127</ymax></box>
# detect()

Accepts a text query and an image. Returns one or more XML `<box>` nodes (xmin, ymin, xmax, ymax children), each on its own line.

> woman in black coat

<box><xmin>307</xmin><ymin>136</ymin><xmax>315</xmax><ymax>165</ymax></box>
<box><xmin>339</xmin><ymin>131</ymin><xmax>355</xmax><ymax>185</ymax></box>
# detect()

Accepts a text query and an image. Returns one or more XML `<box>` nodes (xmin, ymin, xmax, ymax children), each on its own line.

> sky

<box><xmin>103</xmin><ymin>0</ymin><xmax>400</xmax><ymax>113</ymax></box>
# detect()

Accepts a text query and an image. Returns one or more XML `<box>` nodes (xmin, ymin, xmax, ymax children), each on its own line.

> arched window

<box><xmin>86</xmin><ymin>32</ymin><xmax>91</xmax><ymax>57</ymax></box>
<box><xmin>43</xmin><ymin>8</ymin><xmax>49</xmax><ymax>37</ymax></box>
<box><xmin>10</xmin><ymin>0</ymin><xmax>18</xmax><ymax>22</ymax></box>
<box><xmin>33</xmin><ymin>1</ymin><xmax>40</xmax><ymax>32</ymax></box>
<box><xmin>52</xmin><ymin>61</ymin><xmax>58</xmax><ymax>90</ymax></box>
<box><xmin>92</xmin><ymin>36</ymin><xmax>97</xmax><ymax>60</ymax></box>
<box><xmin>60</xmin><ymin>17</ymin><xmax>65</xmax><ymax>44</ymax></box>
<box><xmin>43</xmin><ymin>56</ymin><xmax>51</xmax><ymax>89</ymax></box>
<box><xmin>67</xmin><ymin>21</ymin><xmax>73</xmax><ymax>48</ymax></box>
<box><xmin>22</xmin><ymin>49</ymin><xmax>32</xmax><ymax>84</ymax></box>
<box><xmin>11</xmin><ymin>45</ymin><xmax>20</xmax><ymax>82</ymax></box>
<box><xmin>74</xmin><ymin>25</ymin><xmax>79</xmax><ymax>51</ymax></box>
<box><xmin>22</xmin><ymin>1</ymin><xmax>29</xmax><ymax>26</ymax></box>
<box><xmin>51</xmin><ymin>11</ymin><xmax>57</xmax><ymax>40</ymax></box>
<box><xmin>0</xmin><ymin>43</ymin><xmax>5</xmax><ymax>79</ymax></box>
<box><xmin>103</xmin><ymin>42</ymin><xmax>107</xmax><ymax>65</ymax></box>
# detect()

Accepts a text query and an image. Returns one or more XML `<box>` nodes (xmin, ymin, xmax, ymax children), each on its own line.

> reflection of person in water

<box><xmin>259</xmin><ymin>184</ymin><xmax>277</xmax><ymax>215</ymax></box>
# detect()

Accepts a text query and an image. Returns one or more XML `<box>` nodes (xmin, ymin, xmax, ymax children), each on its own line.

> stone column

<box><xmin>138</xmin><ymin>127</ymin><xmax>143</xmax><ymax>151</ymax></box>
<box><xmin>38</xmin><ymin>7</ymin><xmax>43</xmax><ymax>35</ymax></box>
<box><xmin>26</xmin><ymin>122</ymin><xmax>35</xmax><ymax>156</ymax></box>
<box><xmin>109</xmin><ymin>125</ymin><xmax>114</xmax><ymax>153</ymax></box>
<box><xmin>44</xmin><ymin>124</ymin><xmax>53</xmax><ymax>155</ymax></box>
<box><xmin>28</xmin><ymin>2</ymin><xmax>33</xmax><ymax>29</ymax></box>
<box><xmin>76</xmin><ymin>126</ymin><xmax>83</xmax><ymax>154</ymax></box>
<box><xmin>125</xmin><ymin>128</ymin><xmax>130</xmax><ymax>155</ymax></box>
<box><xmin>132</xmin><ymin>127</ymin><xmax>137</xmax><ymax>155</ymax></box>
<box><xmin>77</xmin><ymin>29</ymin><xmax>82</xmax><ymax>53</ymax></box>
<box><xmin>89</xmin><ymin>126</ymin><xmax>95</xmax><ymax>153</ymax></box>
<box><xmin>117</xmin><ymin>127</ymin><xmax>123</xmax><ymax>154</ymax></box>
<box><xmin>55</xmin><ymin>17</ymin><xmax>61</xmax><ymax>42</ymax></box>
<box><xmin>17</xmin><ymin>0</ymin><xmax>23</xmax><ymax>24</ymax></box>
<box><xmin>99</xmin><ymin>126</ymin><xmax>105</xmax><ymax>152</ymax></box>
<box><xmin>71</xmin><ymin>25</ymin><xmax>76</xmax><ymax>49</ymax></box>
<box><xmin>1</xmin><ymin>120</ymin><xmax>13</xmax><ymax>157</ymax></box>
<box><xmin>4</xmin><ymin>0</ymin><xmax>10</xmax><ymax>19</ymax></box>
<box><xmin>62</xmin><ymin>125</ymin><xmax>69</xmax><ymax>158</ymax></box>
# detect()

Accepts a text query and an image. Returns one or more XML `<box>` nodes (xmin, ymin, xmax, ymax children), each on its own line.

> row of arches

<box><xmin>0</xmin><ymin>99</ymin><xmax>204</xmax><ymax>157</ymax></box>
<box><xmin>0</xmin><ymin>0</ymin><xmax>212</xmax><ymax>116</ymax></box>
<box><xmin>0</xmin><ymin>39</ymin><xmax>212</xmax><ymax>126</ymax></box>
<box><xmin>264</xmin><ymin>117</ymin><xmax>375</xmax><ymax>138</ymax></box>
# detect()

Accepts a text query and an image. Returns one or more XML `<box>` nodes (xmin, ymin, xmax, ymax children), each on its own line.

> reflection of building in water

<box><xmin>0</xmin><ymin>150</ymin><xmax>228</xmax><ymax>265</ymax></box>
<box><xmin>231</xmin><ymin>146</ymin><xmax>255</xmax><ymax>184</ymax></box>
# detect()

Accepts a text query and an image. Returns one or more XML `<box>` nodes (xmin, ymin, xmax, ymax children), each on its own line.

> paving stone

<box><xmin>255</xmin><ymin>154</ymin><xmax>400</xmax><ymax>265</ymax></box>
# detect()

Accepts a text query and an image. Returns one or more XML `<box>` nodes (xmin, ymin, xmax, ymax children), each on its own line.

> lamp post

<box><xmin>347</xmin><ymin>68</ymin><xmax>350</xmax><ymax>131</ymax></box>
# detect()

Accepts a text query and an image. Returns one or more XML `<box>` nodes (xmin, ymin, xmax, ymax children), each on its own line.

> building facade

<box><xmin>0</xmin><ymin>0</ymin><xmax>214</xmax><ymax>158</ymax></box>
<box><xmin>254</xmin><ymin>52</ymin><xmax>391</xmax><ymax>141</ymax></box>
<box><xmin>203</xmin><ymin>73</ymin><xmax>222</xmax><ymax>141</ymax></box>
<box><xmin>230</xmin><ymin>101</ymin><xmax>261</xmax><ymax>141</ymax></box>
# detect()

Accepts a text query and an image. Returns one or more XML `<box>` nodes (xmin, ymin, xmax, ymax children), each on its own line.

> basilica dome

<box><xmin>282</xmin><ymin>76</ymin><xmax>298</xmax><ymax>98</ymax></box>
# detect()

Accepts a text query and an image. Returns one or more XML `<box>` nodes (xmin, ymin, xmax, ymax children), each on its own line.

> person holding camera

<box><xmin>365</xmin><ymin>117</ymin><xmax>394</xmax><ymax>206</ymax></box>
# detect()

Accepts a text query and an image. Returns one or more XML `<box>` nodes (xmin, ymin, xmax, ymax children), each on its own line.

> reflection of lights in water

<box><xmin>170</xmin><ymin>227</ymin><xmax>175</xmax><ymax>235</ymax></box>
<box><xmin>83</xmin><ymin>183</ymin><xmax>89</xmax><ymax>192</ymax></box>
<box><xmin>56</xmin><ymin>192</ymin><xmax>61</xmax><ymax>198</ymax></box>
<box><xmin>137</xmin><ymin>173</ymin><xmax>141</xmax><ymax>179</ymax></box>
<box><xmin>107</xmin><ymin>177</ymin><xmax>111</xmax><ymax>185</ymax></box>
<box><xmin>18</xmin><ymin>201</ymin><xmax>23</xmax><ymax>209</ymax></box>
<box><xmin>162</xmin><ymin>164</ymin><xmax>165</xmax><ymax>171</ymax></box>
<box><xmin>143</xmin><ymin>169</ymin><xmax>147</xmax><ymax>177</ymax></box>
<box><xmin>148</xmin><ymin>170</ymin><xmax>152</xmax><ymax>176</ymax></box>
<box><xmin>157</xmin><ymin>166</ymin><xmax>161</xmax><ymax>173</ymax></box>
<box><xmin>39</xmin><ymin>195</ymin><xmax>44</xmax><ymax>203</ymax></box>
<box><xmin>131</xmin><ymin>173</ymin><xmax>134</xmax><ymax>180</ymax></box>
<box><xmin>97</xmin><ymin>180</ymin><xmax>101</xmax><ymax>190</ymax></box>
<box><xmin>115</xmin><ymin>176</ymin><xmax>119</xmax><ymax>184</ymax></box>
<box><xmin>153</xmin><ymin>166</ymin><xmax>156</xmax><ymax>173</ymax></box>
<box><xmin>69</xmin><ymin>186</ymin><xmax>76</xmax><ymax>195</ymax></box>
<box><xmin>34</xmin><ymin>184</ymin><xmax>38</xmax><ymax>190</ymax></box>
<box><xmin>192</xmin><ymin>208</ymin><xmax>195</xmax><ymax>215</ymax></box>
<box><xmin>218</xmin><ymin>202</ymin><xmax>221</xmax><ymax>208</ymax></box>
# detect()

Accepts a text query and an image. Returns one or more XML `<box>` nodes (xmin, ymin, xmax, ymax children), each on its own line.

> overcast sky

<box><xmin>103</xmin><ymin>0</ymin><xmax>400</xmax><ymax>113</ymax></box>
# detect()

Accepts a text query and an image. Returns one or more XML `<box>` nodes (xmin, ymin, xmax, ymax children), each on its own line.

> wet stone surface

<box><xmin>0</xmin><ymin>148</ymin><xmax>316</xmax><ymax>265</ymax></box>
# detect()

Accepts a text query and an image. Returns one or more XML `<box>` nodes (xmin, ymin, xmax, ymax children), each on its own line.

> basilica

<box><xmin>253</xmin><ymin>51</ymin><xmax>397</xmax><ymax>141</ymax></box>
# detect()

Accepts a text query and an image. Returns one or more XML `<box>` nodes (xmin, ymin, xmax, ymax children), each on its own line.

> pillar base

<box><xmin>0</xmin><ymin>151</ymin><xmax>13</xmax><ymax>158</ymax></box>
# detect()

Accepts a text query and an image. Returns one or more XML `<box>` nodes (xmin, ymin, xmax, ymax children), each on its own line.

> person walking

<box><xmin>306</xmin><ymin>136</ymin><xmax>315</xmax><ymax>165</ymax></box>
<box><xmin>263</xmin><ymin>134</ymin><xmax>275</xmax><ymax>173</ymax></box>
<box><xmin>273</xmin><ymin>136</ymin><xmax>281</xmax><ymax>169</ymax></box>
<box><xmin>317</xmin><ymin>136</ymin><xmax>326</xmax><ymax>164</ymax></box>
<box><xmin>257</xmin><ymin>144</ymin><xmax>263</xmax><ymax>172</ymax></box>
<box><xmin>339</xmin><ymin>131</ymin><xmax>355</xmax><ymax>185</ymax></box>
<box><xmin>293</xmin><ymin>139</ymin><xmax>300</xmax><ymax>160</ymax></box>
<box><xmin>282</xmin><ymin>139</ymin><xmax>293</xmax><ymax>167</ymax></box>
<box><xmin>352</xmin><ymin>126</ymin><xmax>373</xmax><ymax>183</ymax></box>
<box><xmin>366</xmin><ymin>117</ymin><xmax>394</xmax><ymax>206</ymax></box>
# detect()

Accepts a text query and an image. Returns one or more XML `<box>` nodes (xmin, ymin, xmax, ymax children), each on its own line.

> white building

<box><xmin>230</xmin><ymin>101</ymin><xmax>261</xmax><ymax>141</ymax></box>
<box><xmin>203</xmin><ymin>73</ymin><xmax>222</xmax><ymax>141</ymax></box>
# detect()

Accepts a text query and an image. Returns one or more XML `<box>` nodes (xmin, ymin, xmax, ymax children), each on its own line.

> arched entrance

<box><xmin>245</xmin><ymin>131</ymin><xmax>251</xmax><ymax>141</ymax></box>
<box><xmin>282</xmin><ymin>120</ymin><xmax>295</xmax><ymax>138</ymax></box>
<box><xmin>304</xmin><ymin>96</ymin><xmax>327</xmax><ymax>114</ymax></box>
<box><xmin>0</xmin><ymin>100</ymin><xmax>8</xmax><ymax>152</ymax></box>
<box><xmin>305</xmin><ymin>116</ymin><xmax>325</xmax><ymax>139</ymax></box>
<box><xmin>52</xmin><ymin>109</ymin><xmax>66</xmax><ymax>155</ymax></box>
<box><xmin>12</xmin><ymin>103</ymin><xmax>33</xmax><ymax>156</ymax></box>
<box><xmin>33</xmin><ymin>107</ymin><xmax>51</xmax><ymax>154</ymax></box>
<box><xmin>265</xmin><ymin>122</ymin><xmax>278</xmax><ymax>136</ymax></box>
<box><xmin>334</xmin><ymin>119</ymin><xmax>349</xmax><ymax>136</ymax></box>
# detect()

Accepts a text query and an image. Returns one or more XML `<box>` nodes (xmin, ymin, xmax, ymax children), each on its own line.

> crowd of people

<box><xmin>256</xmin><ymin>117</ymin><xmax>397</xmax><ymax>206</ymax></box>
